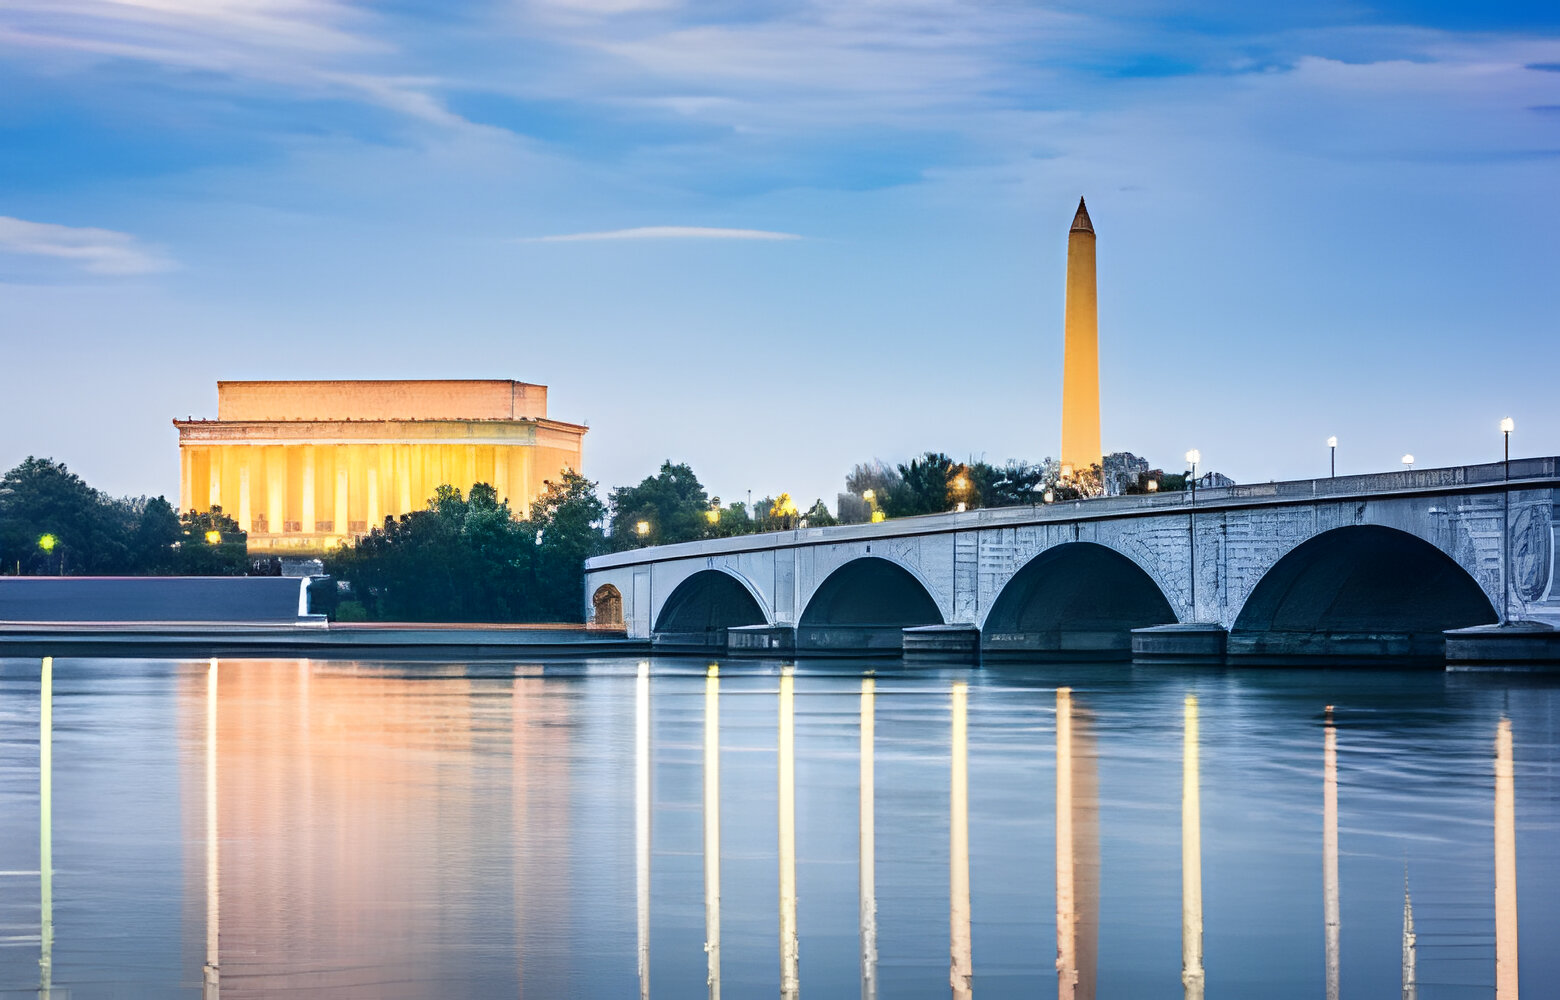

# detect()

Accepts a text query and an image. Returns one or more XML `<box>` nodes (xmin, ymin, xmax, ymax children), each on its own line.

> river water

<box><xmin>0</xmin><ymin>656</ymin><xmax>1554</xmax><ymax>999</ymax></box>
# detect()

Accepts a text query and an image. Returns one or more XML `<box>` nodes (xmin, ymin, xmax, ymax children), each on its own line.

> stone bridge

<box><xmin>583</xmin><ymin>459</ymin><xmax>1560</xmax><ymax>663</ymax></box>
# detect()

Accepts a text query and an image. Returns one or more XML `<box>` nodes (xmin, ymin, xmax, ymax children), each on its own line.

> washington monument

<box><xmin>1061</xmin><ymin>197</ymin><xmax>1101</xmax><ymax>476</ymax></box>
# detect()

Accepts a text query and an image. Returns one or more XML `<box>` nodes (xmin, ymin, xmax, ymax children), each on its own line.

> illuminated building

<box><xmin>1061</xmin><ymin>198</ymin><xmax>1101</xmax><ymax>477</ymax></box>
<box><xmin>173</xmin><ymin>380</ymin><xmax>586</xmax><ymax>554</ymax></box>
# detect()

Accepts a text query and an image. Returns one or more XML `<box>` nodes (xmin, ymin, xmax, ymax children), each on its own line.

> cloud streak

<box><xmin>0</xmin><ymin>216</ymin><xmax>175</xmax><ymax>275</ymax></box>
<box><xmin>523</xmin><ymin>225</ymin><xmax>802</xmax><ymax>242</ymax></box>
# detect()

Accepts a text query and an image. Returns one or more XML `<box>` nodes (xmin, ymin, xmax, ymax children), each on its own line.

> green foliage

<box><xmin>608</xmin><ymin>460</ymin><xmax>710</xmax><ymax>549</ymax></box>
<box><xmin>882</xmin><ymin>452</ymin><xmax>956</xmax><ymax>517</ymax></box>
<box><xmin>326</xmin><ymin>472</ymin><xmax>606</xmax><ymax>623</ymax></box>
<box><xmin>0</xmin><ymin>457</ymin><xmax>247</xmax><ymax>575</ymax></box>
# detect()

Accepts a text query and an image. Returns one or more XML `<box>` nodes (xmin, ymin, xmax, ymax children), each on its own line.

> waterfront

<box><xmin>1</xmin><ymin>656</ymin><xmax>1555</xmax><ymax>998</ymax></box>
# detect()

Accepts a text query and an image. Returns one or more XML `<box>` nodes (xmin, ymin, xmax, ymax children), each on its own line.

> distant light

<box><xmin>952</xmin><ymin>475</ymin><xmax>969</xmax><ymax>492</ymax></box>
<box><xmin>205</xmin><ymin>530</ymin><xmax>222</xmax><ymax>545</ymax></box>
<box><xmin>635</xmin><ymin>520</ymin><xmax>650</xmax><ymax>536</ymax></box>
<box><xmin>38</xmin><ymin>533</ymin><xmax>56</xmax><ymax>553</ymax></box>
<box><xmin>1326</xmin><ymin>436</ymin><xmax>1337</xmax><ymax>448</ymax></box>
<box><xmin>1147</xmin><ymin>480</ymin><xmax>1159</xmax><ymax>492</ymax></box>
<box><xmin>870</xmin><ymin>511</ymin><xmax>886</xmax><ymax>523</ymax></box>
<box><xmin>955</xmin><ymin>502</ymin><xmax>967</xmax><ymax>513</ymax></box>
<box><xmin>1401</xmin><ymin>454</ymin><xmax>1414</xmax><ymax>469</ymax></box>
<box><xmin>862</xmin><ymin>489</ymin><xmax>875</xmax><ymax>502</ymax></box>
<box><xmin>1185</xmin><ymin>449</ymin><xmax>1201</xmax><ymax>467</ymax></box>
<box><xmin>1500</xmin><ymin>417</ymin><xmax>1515</xmax><ymax>434</ymax></box>
<box><xmin>1043</xmin><ymin>490</ymin><xmax>1055</xmax><ymax>503</ymax></box>
<box><xmin>705</xmin><ymin>509</ymin><xmax>719</xmax><ymax>525</ymax></box>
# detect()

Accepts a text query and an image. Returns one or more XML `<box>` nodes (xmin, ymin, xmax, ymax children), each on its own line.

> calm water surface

<box><xmin>0</xmin><ymin>656</ymin><xmax>1555</xmax><ymax>998</ymax></box>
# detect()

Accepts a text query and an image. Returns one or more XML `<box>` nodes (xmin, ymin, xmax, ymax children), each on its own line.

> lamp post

<box><xmin>1501</xmin><ymin>418</ymin><xmax>1515</xmax><ymax>625</ymax></box>
<box><xmin>636</xmin><ymin>520</ymin><xmax>650</xmax><ymax>547</ymax></box>
<box><xmin>1327</xmin><ymin>436</ymin><xmax>1337</xmax><ymax>478</ymax></box>
<box><xmin>38</xmin><ymin>534</ymin><xmax>58</xmax><ymax>576</ymax></box>
<box><xmin>1401</xmin><ymin>454</ymin><xmax>1414</xmax><ymax>472</ymax></box>
<box><xmin>1184</xmin><ymin>450</ymin><xmax>1200</xmax><ymax>621</ymax></box>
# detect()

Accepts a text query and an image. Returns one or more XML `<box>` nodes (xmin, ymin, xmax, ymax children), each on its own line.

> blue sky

<box><xmin>1</xmin><ymin>0</ymin><xmax>1557</xmax><ymax>512</ymax></box>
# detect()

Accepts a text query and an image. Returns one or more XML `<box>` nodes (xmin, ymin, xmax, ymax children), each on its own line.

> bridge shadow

<box><xmin>653</xmin><ymin>570</ymin><xmax>767</xmax><ymax>651</ymax></box>
<box><xmin>983</xmin><ymin>542</ymin><xmax>1176</xmax><ymax>661</ymax></box>
<box><xmin>1229</xmin><ymin>525</ymin><xmax>1496</xmax><ymax>664</ymax></box>
<box><xmin>798</xmin><ymin>557</ymin><xmax>943</xmax><ymax>653</ymax></box>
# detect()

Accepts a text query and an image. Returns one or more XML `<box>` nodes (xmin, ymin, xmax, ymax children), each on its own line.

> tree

<box><xmin>608</xmin><ymin>460</ymin><xmax>710</xmax><ymax>549</ymax></box>
<box><xmin>0</xmin><ymin>457</ymin><xmax>131</xmax><ymax>574</ymax></box>
<box><xmin>171</xmin><ymin>505</ymin><xmax>248</xmax><ymax>575</ymax></box>
<box><xmin>883</xmin><ymin>452</ymin><xmax>957</xmax><ymax>517</ymax></box>
<box><xmin>527</xmin><ymin>471</ymin><xmax>607</xmax><ymax>622</ymax></box>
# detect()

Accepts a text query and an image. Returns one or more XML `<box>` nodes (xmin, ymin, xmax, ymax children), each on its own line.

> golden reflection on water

<box><xmin>704</xmin><ymin>664</ymin><xmax>721</xmax><ymax>1000</ymax></box>
<box><xmin>636</xmin><ymin>661</ymin><xmax>651</xmax><ymax>1000</ymax></box>
<box><xmin>63</xmin><ymin>662</ymin><xmax>1528</xmax><ymax>997</ymax></box>
<box><xmin>778</xmin><ymin>667</ymin><xmax>799</xmax><ymax>1000</ymax></box>
<box><xmin>1055</xmin><ymin>688</ymin><xmax>1098</xmax><ymax>1000</ymax></box>
<box><xmin>950</xmin><ymin>681</ymin><xmax>972</xmax><ymax>1000</ymax></box>
<box><xmin>205</xmin><ymin>658</ymin><xmax>220</xmax><ymax>1000</ymax></box>
<box><xmin>1495</xmin><ymin>717</ymin><xmax>1518</xmax><ymax>1000</ymax></box>
<box><xmin>1182</xmin><ymin>695</ymin><xmax>1203</xmax><ymax>1000</ymax></box>
<box><xmin>860</xmin><ymin>677</ymin><xmax>877</xmax><ymax>1000</ymax></box>
<box><xmin>39</xmin><ymin>657</ymin><xmax>53</xmax><ymax>999</ymax></box>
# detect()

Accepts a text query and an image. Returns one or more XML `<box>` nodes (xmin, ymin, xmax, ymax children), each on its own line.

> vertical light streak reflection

<box><xmin>1324</xmin><ymin>707</ymin><xmax>1339</xmax><ymax>1000</ymax></box>
<box><xmin>1495</xmin><ymin>717</ymin><xmax>1518</xmax><ymax>1000</ymax></box>
<box><xmin>704</xmin><ymin>665</ymin><xmax>721</xmax><ymax>1000</ymax></box>
<box><xmin>205</xmin><ymin>657</ymin><xmax>220</xmax><ymax>999</ymax></box>
<box><xmin>1402</xmin><ymin>878</ymin><xmax>1416</xmax><ymax>1000</ymax></box>
<box><xmin>1182</xmin><ymin>695</ymin><xmax>1204</xmax><ymax>1000</ymax></box>
<box><xmin>779</xmin><ymin>667</ymin><xmax>799</xmax><ymax>1000</ymax></box>
<box><xmin>1056</xmin><ymin>688</ymin><xmax>1075</xmax><ymax>1000</ymax></box>
<box><xmin>636</xmin><ymin>662</ymin><xmax>651</xmax><ymax>1000</ymax></box>
<box><xmin>1055</xmin><ymin>688</ymin><xmax>1099</xmax><ymax>1000</ymax></box>
<box><xmin>39</xmin><ymin>657</ymin><xmax>53</xmax><ymax>998</ymax></box>
<box><xmin>950</xmin><ymin>682</ymin><xmax>972</xmax><ymax>1000</ymax></box>
<box><xmin>859</xmin><ymin>677</ymin><xmax>877</xmax><ymax>1000</ymax></box>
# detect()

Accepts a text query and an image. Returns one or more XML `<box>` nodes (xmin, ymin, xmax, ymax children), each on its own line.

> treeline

<box><xmin>0</xmin><ymin>457</ymin><xmax>248</xmax><ymax>576</ymax></box>
<box><xmin>325</xmin><ymin>472</ymin><xmax>603</xmax><ymax>622</ymax></box>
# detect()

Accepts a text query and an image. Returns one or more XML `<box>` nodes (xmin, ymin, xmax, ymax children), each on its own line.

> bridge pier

<box><xmin>1131</xmin><ymin>624</ymin><xmax>1228</xmax><ymax>663</ymax></box>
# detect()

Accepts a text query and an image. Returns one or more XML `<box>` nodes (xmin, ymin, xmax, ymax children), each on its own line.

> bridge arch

<box><xmin>1230</xmin><ymin>525</ymin><xmax>1497</xmax><ymax>662</ymax></box>
<box><xmin>653</xmin><ymin>569</ymin><xmax>769</xmax><ymax>647</ymax></box>
<box><xmin>799</xmin><ymin>556</ymin><xmax>944</xmax><ymax>651</ymax></box>
<box><xmin>982</xmin><ymin>541</ymin><xmax>1178</xmax><ymax>659</ymax></box>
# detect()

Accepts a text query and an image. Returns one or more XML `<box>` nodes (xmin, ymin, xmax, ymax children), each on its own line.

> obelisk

<box><xmin>1061</xmin><ymin>197</ymin><xmax>1101</xmax><ymax>477</ymax></box>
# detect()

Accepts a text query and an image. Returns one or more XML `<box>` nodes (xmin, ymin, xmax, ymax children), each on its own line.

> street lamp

<box><xmin>38</xmin><ymin>533</ymin><xmax>58</xmax><ymax>575</ymax></box>
<box><xmin>205</xmin><ymin>530</ymin><xmax>222</xmax><ymax>546</ymax></box>
<box><xmin>1184</xmin><ymin>450</ymin><xmax>1201</xmax><ymax>621</ymax></box>
<box><xmin>1327</xmin><ymin>436</ymin><xmax>1337</xmax><ymax>478</ymax></box>
<box><xmin>1500</xmin><ymin>418</ymin><xmax>1515</xmax><ymax>624</ymax></box>
<box><xmin>1401</xmin><ymin>454</ymin><xmax>1414</xmax><ymax>471</ymax></box>
<box><xmin>1185</xmin><ymin>449</ymin><xmax>1200</xmax><ymax>505</ymax></box>
<box><xmin>635</xmin><ymin>520</ymin><xmax>650</xmax><ymax>545</ymax></box>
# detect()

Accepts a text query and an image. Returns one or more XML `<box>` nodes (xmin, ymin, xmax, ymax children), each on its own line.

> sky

<box><xmin>1</xmin><ymin>0</ymin><xmax>1557</xmax><ymax>514</ymax></box>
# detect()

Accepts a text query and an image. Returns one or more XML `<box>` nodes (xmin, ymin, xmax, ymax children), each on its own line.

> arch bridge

<box><xmin>584</xmin><ymin>459</ymin><xmax>1560</xmax><ymax>664</ymax></box>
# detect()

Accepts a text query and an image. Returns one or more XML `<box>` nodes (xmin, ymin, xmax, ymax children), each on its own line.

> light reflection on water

<box><xmin>0</xmin><ymin>656</ymin><xmax>1556</xmax><ymax>999</ymax></box>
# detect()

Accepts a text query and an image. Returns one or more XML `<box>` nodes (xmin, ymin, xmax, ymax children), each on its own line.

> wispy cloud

<box><xmin>523</xmin><ymin>225</ymin><xmax>802</xmax><ymax>242</ymax></box>
<box><xmin>0</xmin><ymin>216</ymin><xmax>175</xmax><ymax>275</ymax></box>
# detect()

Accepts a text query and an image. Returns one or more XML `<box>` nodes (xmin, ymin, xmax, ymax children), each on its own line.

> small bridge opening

<box><xmin>799</xmin><ymin>557</ymin><xmax>943</xmax><ymax>652</ymax></box>
<box><xmin>652</xmin><ymin>570</ymin><xmax>767</xmax><ymax>649</ymax></box>
<box><xmin>1230</xmin><ymin>525</ymin><xmax>1497</xmax><ymax>663</ymax></box>
<box><xmin>983</xmin><ymin>542</ymin><xmax>1177</xmax><ymax>659</ymax></box>
<box><xmin>591</xmin><ymin>584</ymin><xmax>622</xmax><ymax>627</ymax></box>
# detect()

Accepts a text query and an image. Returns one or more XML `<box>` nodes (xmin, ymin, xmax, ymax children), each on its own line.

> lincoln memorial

<box><xmin>174</xmin><ymin>379</ymin><xmax>586</xmax><ymax>554</ymax></box>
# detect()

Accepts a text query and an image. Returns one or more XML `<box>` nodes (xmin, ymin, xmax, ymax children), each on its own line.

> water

<box><xmin>1</xmin><ymin>656</ymin><xmax>1555</xmax><ymax>999</ymax></box>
